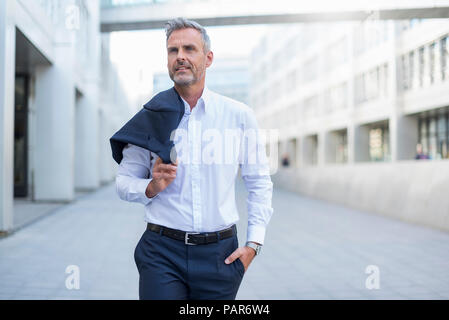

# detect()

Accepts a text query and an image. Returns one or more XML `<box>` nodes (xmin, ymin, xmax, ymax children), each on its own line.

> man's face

<box><xmin>167</xmin><ymin>28</ymin><xmax>213</xmax><ymax>86</ymax></box>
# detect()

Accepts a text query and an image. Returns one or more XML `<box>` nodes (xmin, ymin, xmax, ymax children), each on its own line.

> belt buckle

<box><xmin>185</xmin><ymin>232</ymin><xmax>200</xmax><ymax>245</ymax></box>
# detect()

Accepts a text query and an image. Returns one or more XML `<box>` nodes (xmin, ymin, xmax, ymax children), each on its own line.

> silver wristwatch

<box><xmin>245</xmin><ymin>242</ymin><xmax>262</xmax><ymax>255</ymax></box>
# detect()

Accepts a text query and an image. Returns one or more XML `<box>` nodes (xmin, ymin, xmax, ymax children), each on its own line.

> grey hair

<box><xmin>165</xmin><ymin>17</ymin><xmax>211</xmax><ymax>53</ymax></box>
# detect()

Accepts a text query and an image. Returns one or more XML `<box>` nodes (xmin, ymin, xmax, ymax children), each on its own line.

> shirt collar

<box><xmin>180</xmin><ymin>86</ymin><xmax>212</xmax><ymax>115</ymax></box>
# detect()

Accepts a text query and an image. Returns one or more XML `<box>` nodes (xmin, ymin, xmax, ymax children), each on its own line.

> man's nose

<box><xmin>176</xmin><ymin>48</ymin><xmax>186</xmax><ymax>61</ymax></box>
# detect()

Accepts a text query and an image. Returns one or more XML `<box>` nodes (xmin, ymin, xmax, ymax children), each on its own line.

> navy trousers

<box><xmin>134</xmin><ymin>224</ymin><xmax>245</xmax><ymax>300</ymax></box>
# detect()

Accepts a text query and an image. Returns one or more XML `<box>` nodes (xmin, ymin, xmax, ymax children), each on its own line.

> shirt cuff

<box><xmin>137</xmin><ymin>178</ymin><xmax>157</xmax><ymax>205</ymax></box>
<box><xmin>246</xmin><ymin>224</ymin><xmax>267</xmax><ymax>245</ymax></box>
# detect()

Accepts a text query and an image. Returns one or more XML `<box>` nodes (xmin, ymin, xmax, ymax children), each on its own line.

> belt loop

<box><xmin>159</xmin><ymin>225</ymin><xmax>163</xmax><ymax>236</ymax></box>
<box><xmin>216</xmin><ymin>231</ymin><xmax>221</xmax><ymax>242</ymax></box>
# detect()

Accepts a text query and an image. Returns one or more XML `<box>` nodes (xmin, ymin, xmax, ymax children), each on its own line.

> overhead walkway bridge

<box><xmin>100</xmin><ymin>0</ymin><xmax>449</xmax><ymax>32</ymax></box>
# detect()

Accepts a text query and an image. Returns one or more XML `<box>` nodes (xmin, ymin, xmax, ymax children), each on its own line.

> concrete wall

<box><xmin>272</xmin><ymin>161</ymin><xmax>449</xmax><ymax>232</ymax></box>
<box><xmin>0</xmin><ymin>0</ymin><xmax>16</xmax><ymax>231</ymax></box>
<box><xmin>0</xmin><ymin>0</ymin><xmax>132</xmax><ymax>233</ymax></box>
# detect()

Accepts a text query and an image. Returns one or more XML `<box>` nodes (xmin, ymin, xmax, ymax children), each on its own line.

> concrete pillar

<box><xmin>346</xmin><ymin>23</ymin><xmax>356</xmax><ymax>164</ymax></box>
<box><xmin>34</xmin><ymin>43</ymin><xmax>76</xmax><ymax>202</ymax></box>
<box><xmin>354</xmin><ymin>124</ymin><xmax>371</xmax><ymax>162</ymax></box>
<box><xmin>294</xmin><ymin>136</ymin><xmax>301</xmax><ymax>169</ymax></box>
<box><xmin>98</xmin><ymin>110</ymin><xmax>111</xmax><ymax>184</ymax></box>
<box><xmin>0</xmin><ymin>0</ymin><xmax>15</xmax><ymax>232</ymax></box>
<box><xmin>387</xmin><ymin>21</ymin><xmax>418</xmax><ymax>162</ymax></box>
<box><xmin>318</xmin><ymin>131</ymin><xmax>327</xmax><ymax>165</ymax></box>
<box><xmin>324</xmin><ymin>131</ymin><xmax>337</xmax><ymax>164</ymax></box>
<box><xmin>391</xmin><ymin>115</ymin><xmax>419</xmax><ymax>161</ymax></box>
<box><xmin>75</xmin><ymin>87</ymin><xmax>99</xmax><ymax>190</ymax></box>
<box><xmin>302</xmin><ymin>134</ymin><xmax>318</xmax><ymax>165</ymax></box>
<box><xmin>286</xmin><ymin>137</ymin><xmax>298</xmax><ymax>168</ymax></box>
<box><xmin>347</xmin><ymin>125</ymin><xmax>356</xmax><ymax>163</ymax></box>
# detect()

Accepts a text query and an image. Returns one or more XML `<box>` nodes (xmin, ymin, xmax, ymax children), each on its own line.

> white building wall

<box><xmin>251</xmin><ymin>19</ymin><xmax>449</xmax><ymax>231</ymax></box>
<box><xmin>0</xmin><ymin>0</ymin><xmax>134</xmax><ymax>232</ymax></box>
<box><xmin>0</xmin><ymin>0</ymin><xmax>16</xmax><ymax>231</ymax></box>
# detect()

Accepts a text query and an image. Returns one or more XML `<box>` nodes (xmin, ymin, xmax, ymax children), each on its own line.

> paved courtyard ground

<box><xmin>1</xmin><ymin>179</ymin><xmax>448</xmax><ymax>300</ymax></box>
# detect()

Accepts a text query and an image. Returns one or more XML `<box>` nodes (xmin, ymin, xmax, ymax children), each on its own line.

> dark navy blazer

<box><xmin>110</xmin><ymin>87</ymin><xmax>185</xmax><ymax>165</ymax></box>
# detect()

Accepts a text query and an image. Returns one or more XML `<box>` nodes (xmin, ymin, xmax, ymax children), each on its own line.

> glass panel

<box><xmin>419</xmin><ymin>47</ymin><xmax>425</xmax><ymax>87</ymax></box>
<box><xmin>429</xmin><ymin>118</ymin><xmax>437</xmax><ymax>159</ymax></box>
<box><xmin>14</xmin><ymin>75</ymin><xmax>28</xmax><ymax>198</ymax></box>
<box><xmin>335</xmin><ymin>131</ymin><xmax>348</xmax><ymax>163</ymax></box>
<box><xmin>438</xmin><ymin>114</ymin><xmax>446</xmax><ymax>133</ymax></box>
<box><xmin>409</xmin><ymin>51</ymin><xmax>414</xmax><ymax>89</ymax></box>
<box><xmin>442</xmin><ymin>36</ymin><xmax>448</xmax><ymax>81</ymax></box>
<box><xmin>429</xmin><ymin>42</ymin><xmax>435</xmax><ymax>84</ymax></box>
<box><xmin>369</xmin><ymin>128</ymin><xmax>383</xmax><ymax>161</ymax></box>
<box><xmin>383</xmin><ymin>126</ymin><xmax>390</xmax><ymax>161</ymax></box>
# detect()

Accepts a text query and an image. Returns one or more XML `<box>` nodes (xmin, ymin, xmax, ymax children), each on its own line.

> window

<box><xmin>429</xmin><ymin>117</ymin><xmax>437</xmax><ymax>159</ymax></box>
<box><xmin>409</xmin><ymin>51</ymin><xmax>415</xmax><ymax>89</ymax></box>
<box><xmin>355</xmin><ymin>64</ymin><xmax>386</xmax><ymax>105</ymax></box>
<box><xmin>369</xmin><ymin>124</ymin><xmax>390</xmax><ymax>162</ymax></box>
<box><xmin>438</xmin><ymin>115</ymin><xmax>448</xmax><ymax>159</ymax></box>
<box><xmin>419</xmin><ymin>46</ymin><xmax>425</xmax><ymax>87</ymax></box>
<box><xmin>441</xmin><ymin>36</ymin><xmax>448</xmax><ymax>81</ymax></box>
<box><xmin>419</xmin><ymin>118</ymin><xmax>429</xmax><ymax>155</ymax></box>
<box><xmin>400</xmin><ymin>54</ymin><xmax>408</xmax><ymax>91</ymax></box>
<box><xmin>429</xmin><ymin>42</ymin><xmax>436</xmax><ymax>84</ymax></box>
<box><xmin>335</xmin><ymin>130</ymin><xmax>348</xmax><ymax>163</ymax></box>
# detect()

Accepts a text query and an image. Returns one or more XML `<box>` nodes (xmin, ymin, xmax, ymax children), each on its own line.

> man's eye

<box><xmin>168</xmin><ymin>48</ymin><xmax>178</xmax><ymax>53</ymax></box>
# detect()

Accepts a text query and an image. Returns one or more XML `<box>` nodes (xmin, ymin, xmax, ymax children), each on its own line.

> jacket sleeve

<box><xmin>115</xmin><ymin>143</ymin><xmax>157</xmax><ymax>206</ymax></box>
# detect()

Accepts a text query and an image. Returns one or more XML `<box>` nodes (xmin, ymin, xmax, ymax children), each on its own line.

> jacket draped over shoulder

<box><xmin>110</xmin><ymin>87</ymin><xmax>185</xmax><ymax>164</ymax></box>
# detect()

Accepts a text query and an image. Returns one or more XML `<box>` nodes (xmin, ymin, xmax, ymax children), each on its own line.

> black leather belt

<box><xmin>147</xmin><ymin>223</ymin><xmax>235</xmax><ymax>245</ymax></box>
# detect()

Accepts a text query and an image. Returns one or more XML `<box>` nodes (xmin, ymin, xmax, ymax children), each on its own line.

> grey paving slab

<box><xmin>0</xmin><ymin>179</ymin><xmax>449</xmax><ymax>300</ymax></box>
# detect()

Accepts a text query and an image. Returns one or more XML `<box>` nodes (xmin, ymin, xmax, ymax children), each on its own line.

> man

<box><xmin>415</xmin><ymin>143</ymin><xmax>430</xmax><ymax>160</ymax></box>
<box><xmin>116</xmin><ymin>18</ymin><xmax>273</xmax><ymax>300</ymax></box>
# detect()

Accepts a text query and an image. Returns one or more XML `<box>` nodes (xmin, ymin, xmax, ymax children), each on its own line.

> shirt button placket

<box><xmin>190</xmin><ymin>113</ymin><xmax>202</xmax><ymax>232</ymax></box>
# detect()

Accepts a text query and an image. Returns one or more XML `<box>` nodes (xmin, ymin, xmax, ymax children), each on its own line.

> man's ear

<box><xmin>205</xmin><ymin>51</ymin><xmax>214</xmax><ymax>68</ymax></box>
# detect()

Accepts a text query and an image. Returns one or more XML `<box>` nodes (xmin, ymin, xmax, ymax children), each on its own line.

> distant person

<box><xmin>112</xmin><ymin>18</ymin><xmax>273</xmax><ymax>300</ymax></box>
<box><xmin>415</xmin><ymin>143</ymin><xmax>430</xmax><ymax>160</ymax></box>
<box><xmin>281</xmin><ymin>153</ymin><xmax>290</xmax><ymax>167</ymax></box>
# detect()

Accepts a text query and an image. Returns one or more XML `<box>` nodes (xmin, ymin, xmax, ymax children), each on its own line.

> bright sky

<box><xmin>110</xmin><ymin>24</ymin><xmax>269</xmax><ymax>101</ymax></box>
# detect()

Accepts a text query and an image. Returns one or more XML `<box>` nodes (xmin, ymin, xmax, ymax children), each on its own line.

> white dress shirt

<box><xmin>115</xmin><ymin>87</ymin><xmax>273</xmax><ymax>245</ymax></box>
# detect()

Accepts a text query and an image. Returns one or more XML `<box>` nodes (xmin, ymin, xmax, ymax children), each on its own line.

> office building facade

<box><xmin>0</xmin><ymin>0</ymin><xmax>133</xmax><ymax>233</ymax></box>
<box><xmin>251</xmin><ymin>20</ymin><xmax>449</xmax><ymax>231</ymax></box>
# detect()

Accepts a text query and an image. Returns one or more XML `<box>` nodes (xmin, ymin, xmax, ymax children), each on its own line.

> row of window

<box><xmin>273</xmin><ymin>111</ymin><xmax>449</xmax><ymax>166</ymax></box>
<box><xmin>277</xmin><ymin>123</ymin><xmax>389</xmax><ymax>166</ymax></box>
<box><xmin>354</xmin><ymin>63</ymin><xmax>389</xmax><ymax>105</ymax></box>
<box><xmin>399</xmin><ymin>35</ymin><xmax>449</xmax><ymax>91</ymax></box>
<box><xmin>253</xmin><ymin>59</ymin><xmax>389</xmax><ymax>111</ymax></box>
<box><xmin>418</xmin><ymin>113</ymin><xmax>449</xmax><ymax>160</ymax></box>
<box><xmin>353</xmin><ymin>20</ymin><xmax>389</xmax><ymax>56</ymax></box>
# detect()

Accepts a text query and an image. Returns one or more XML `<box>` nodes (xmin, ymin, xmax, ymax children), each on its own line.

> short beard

<box><xmin>169</xmin><ymin>71</ymin><xmax>196</xmax><ymax>86</ymax></box>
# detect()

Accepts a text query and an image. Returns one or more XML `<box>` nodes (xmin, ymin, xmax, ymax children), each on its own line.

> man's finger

<box><xmin>225</xmin><ymin>248</ymin><xmax>241</xmax><ymax>264</ymax></box>
<box><xmin>158</xmin><ymin>163</ymin><xmax>177</xmax><ymax>171</ymax></box>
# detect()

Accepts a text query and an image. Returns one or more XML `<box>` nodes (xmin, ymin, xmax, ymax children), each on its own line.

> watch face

<box><xmin>246</xmin><ymin>242</ymin><xmax>261</xmax><ymax>255</ymax></box>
